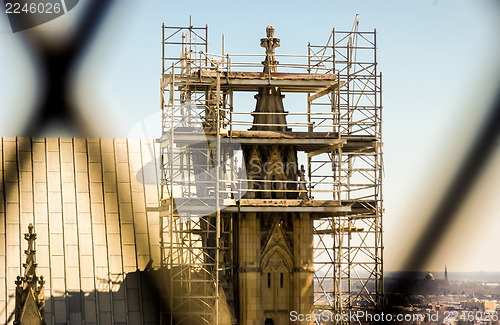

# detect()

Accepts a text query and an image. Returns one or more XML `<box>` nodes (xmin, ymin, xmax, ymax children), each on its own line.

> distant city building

<box><xmin>460</xmin><ymin>298</ymin><xmax>497</xmax><ymax>311</ymax></box>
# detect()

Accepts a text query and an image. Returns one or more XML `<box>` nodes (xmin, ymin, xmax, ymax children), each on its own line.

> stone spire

<box><xmin>250</xmin><ymin>26</ymin><xmax>290</xmax><ymax>132</ymax></box>
<box><xmin>14</xmin><ymin>223</ymin><xmax>45</xmax><ymax>325</ymax></box>
<box><xmin>260</xmin><ymin>25</ymin><xmax>280</xmax><ymax>73</ymax></box>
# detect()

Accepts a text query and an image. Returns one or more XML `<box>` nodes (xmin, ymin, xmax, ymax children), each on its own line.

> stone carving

<box><xmin>260</xmin><ymin>25</ymin><xmax>280</xmax><ymax>73</ymax></box>
<box><xmin>265</xmin><ymin>256</ymin><xmax>287</xmax><ymax>272</ymax></box>
<box><xmin>298</xmin><ymin>164</ymin><xmax>309</xmax><ymax>200</ymax></box>
<box><xmin>14</xmin><ymin>224</ymin><xmax>45</xmax><ymax>325</ymax></box>
<box><xmin>261</xmin><ymin>221</ymin><xmax>293</xmax><ymax>273</ymax></box>
<box><xmin>250</xmin><ymin>26</ymin><xmax>292</xmax><ymax>132</ymax></box>
<box><xmin>245</xmin><ymin>146</ymin><xmax>263</xmax><ymax>198</ymax></box>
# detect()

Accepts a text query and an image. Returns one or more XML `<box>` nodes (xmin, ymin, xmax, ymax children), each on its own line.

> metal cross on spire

<box><xmin>260</xmin><ymin>25</ymin><xmax>280</xmax><ymax>73</ymax></box>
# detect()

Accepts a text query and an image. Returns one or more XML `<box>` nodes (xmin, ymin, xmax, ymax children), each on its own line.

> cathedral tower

<box><xmin>237</xmin><ymin>26</ymin><xmax>313</xmax><ymax>325</ymax></box>
<box><xmin>160</xmin><ymin>21</ymin><xmax>383</xmax><ymax>325</ymax></box>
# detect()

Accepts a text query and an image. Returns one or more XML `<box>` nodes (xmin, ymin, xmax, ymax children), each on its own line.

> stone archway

<box><xmin>260</xmin><ymin>222</ymin><xmax>294</xmax><ymax>325</ymax></box>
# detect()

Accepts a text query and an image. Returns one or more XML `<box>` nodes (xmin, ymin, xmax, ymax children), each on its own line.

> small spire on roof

<box><xmin>260</xmin><ymin>25</ymin><xmax>280</xmax><ymax>73</ymax></box>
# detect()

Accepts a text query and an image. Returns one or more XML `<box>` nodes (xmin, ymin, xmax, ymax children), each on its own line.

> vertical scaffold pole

<box><xmin>214</xmin><ymin>64</ymin><xmax>221</xmax><ymax>325</ymax></box>
<box><xmin>169</xmin><ymin>62</ymin><xmax>175</xmax><ymax>325</ymax></box>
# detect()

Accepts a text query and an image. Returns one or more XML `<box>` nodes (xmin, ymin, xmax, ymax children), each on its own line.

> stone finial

<box><xmin>260</xmin><ymin>25</ymin><xmax>280</xmax><ymax>73</ymax></box>
<box><xmin>14</xmin><ymin>224</ymin><xmax>45</xmax><ymax>325</ymax></box>
<box><xmin>266</xmin><ymin>25</ymin><xmax>274</xmax><ymax>38</ymax></box>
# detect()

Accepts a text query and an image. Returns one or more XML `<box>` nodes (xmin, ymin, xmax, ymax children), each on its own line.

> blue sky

<box><xmin>1</xmin><ymin>0</ymin><xmax>499</xmax><ymax>272</ymax></box>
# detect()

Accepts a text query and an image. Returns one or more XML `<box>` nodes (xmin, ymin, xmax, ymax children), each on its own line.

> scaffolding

<box><xmin>159</xmin><ymin>18</ymin><xmax>382</xmax><ymax>324</ymax></box>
